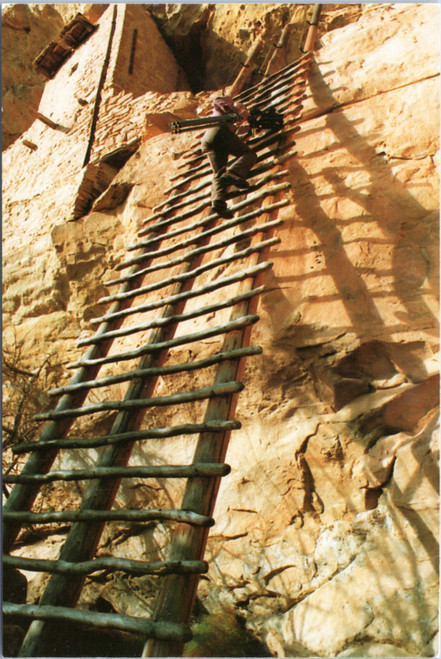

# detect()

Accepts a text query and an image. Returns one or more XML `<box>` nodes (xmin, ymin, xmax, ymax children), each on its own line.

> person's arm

<box><xmin>233</xmin><ymin>102</ymin><xmax>252</xmax><ymax>136</ymax></box>
<box><xmin>233</xmin><ymin>102</ymin><xmax>250</xmax><ymax>121</ymax></box>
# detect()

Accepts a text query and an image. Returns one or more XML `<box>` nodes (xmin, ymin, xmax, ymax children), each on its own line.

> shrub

<box><xmin>184</xmin><ymin>607</ymin><xmax>270</xmax><ymax>657</ymax></box>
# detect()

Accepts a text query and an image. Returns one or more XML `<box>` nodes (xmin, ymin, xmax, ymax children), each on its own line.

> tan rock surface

<box><xmin>2</xmin><ymin>3</ymin><xmax>439</xmax><ymax>657</ymax></box>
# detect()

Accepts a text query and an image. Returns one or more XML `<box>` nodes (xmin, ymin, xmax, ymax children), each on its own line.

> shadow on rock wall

<box><xmin>240</xmin><ymin>54</ymin><xmax>438</xmax><ymax>657</ymax></box>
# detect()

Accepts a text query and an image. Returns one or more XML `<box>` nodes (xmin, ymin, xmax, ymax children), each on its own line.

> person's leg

<box><xmin>221</xmin><ymin>130</ymin><xmax>258</xmax><ymax>183</ymax></box>
<box><xmin>204</xmin><ymin>148</ymin><xmax>229</xmax><ymax>203</ymax></box>
<box><xmin>202</xmin><ymin>127</ymin><xmax>229</xmax><ymax>201</ymax></box>
<box><xmin>229</xmin><ymin>148</ymin><xmax>258</xmax><ymax>179</ymax></box>
<box><xmin>202</xmin><ymin>127</ymin><xmax>233</xmax><ymax>217</ymax></box>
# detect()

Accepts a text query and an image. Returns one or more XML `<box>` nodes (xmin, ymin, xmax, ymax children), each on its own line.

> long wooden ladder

<box><xmin>3</xmin><ymin>50</ymin><xmax>312</xmax><ymax>657</ymax></box>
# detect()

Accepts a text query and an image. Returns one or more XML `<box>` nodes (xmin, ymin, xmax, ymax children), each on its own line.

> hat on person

<box><xmin>212</xmin><ymin>96</ymin><xmax>235</xmax><ymax>115</ymax></box>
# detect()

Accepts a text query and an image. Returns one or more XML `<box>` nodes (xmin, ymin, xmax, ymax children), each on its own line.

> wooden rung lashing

<box><xmin>78</xmin><ymin>286</ymin><xmax>265</xmax><ymax>347</ymax></box>
<box><xmin>13</xmin><ymin>420</ymin><xmax>242</xmax><ymax>454</ymax></box>
<box><xmin>3</xmin><ymin>463</ymin><xmax>231</xmax><ymax>484</ymax></box>
<box><xmin>34</xmin><ymin>380</ymin><xmax>246</xmax><ymax>421</ymax></box>
<box><xmin>3</xmin><ymin>508</ymin><xmax>214</xmax><ymax>526</ymax></box>
<box><xmin>3</xmin><ymin>555</ymin><xmax>209</xmax><ymax>576</ymax></box>
<box><xmin>3</xmin><ymin>603</ymin><xmax>192</xmax><ymax>641</ymax></box>
<box><xmin>47</xmin><ymin>346</ymin><xmax>262</xmax><ymax>397</ymax></box>
<box><xmin>91</xmin><ymin>260</ymin><xmax>273</xmax><ymax>325</ymax></box>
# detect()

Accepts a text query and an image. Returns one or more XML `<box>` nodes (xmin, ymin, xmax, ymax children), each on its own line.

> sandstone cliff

<box><xmin>2</xmin><ymin>3</ymin><xmax>440</xmax><ymax>658</ymax></box>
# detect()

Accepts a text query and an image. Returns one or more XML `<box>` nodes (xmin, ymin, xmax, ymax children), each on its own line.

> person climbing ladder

<box><xmin>201</xmin><ymin>95</ymin><xmax>258</xmax><ymax>219</ymax></box>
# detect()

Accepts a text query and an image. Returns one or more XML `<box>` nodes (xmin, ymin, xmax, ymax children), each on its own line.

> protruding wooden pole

<box><xmin>228</xmin><ymin>35</ymin><xmax>265</xmax><ymax>97</ymax></box>
<box><xmin>303</xmin><ymin>4</ymin><xmax>322</xmax><ymax>52</ymax></box>
<box><xmin>263</xmin><ymin>23</ymin><xmax>291</xmax><ymax>77</ymax></box>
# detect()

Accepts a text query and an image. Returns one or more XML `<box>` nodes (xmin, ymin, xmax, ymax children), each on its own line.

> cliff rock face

<box><xmin>2</xmin><ymin>3</ymin><xmax>439</xmax><ymax>658</ymax></box>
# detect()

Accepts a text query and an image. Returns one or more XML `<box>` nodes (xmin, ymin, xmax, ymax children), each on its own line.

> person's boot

<box><xmin>220</xmin><ymin>172</ymin><xmax>250</xmax><ymax>189</ymax></box>
<box><xmin>212</xmin><ymin>200</ymin><xmax>234</xmax><ymax>219</ymax></box>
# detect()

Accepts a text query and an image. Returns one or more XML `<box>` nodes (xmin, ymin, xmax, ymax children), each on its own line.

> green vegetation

<box><xmin>184</xmin><ymin>607</ymin><xmax>270</xmax><ymax>657</ymax></box>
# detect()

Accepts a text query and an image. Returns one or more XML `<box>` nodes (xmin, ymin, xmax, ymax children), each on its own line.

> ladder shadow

<box><xmin>242</xmin><ymin>55</ymin><xmax>439</xmax><ymax>651</ymax></box>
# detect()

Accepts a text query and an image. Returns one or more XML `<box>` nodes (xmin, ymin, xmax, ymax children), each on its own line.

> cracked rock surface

<box><xmin>3</xmin><ymin>3</ymin><xmax>439</xmax><ymax>657</ymax></box>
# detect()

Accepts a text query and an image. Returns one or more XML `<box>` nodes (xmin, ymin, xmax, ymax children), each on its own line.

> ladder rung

<box><xmin>160</xmin><ymin>128</ymin><xmax>294</xmax><ymax>193</ymax></box>
<box><xmin>168</xmin><ymin>160</ymin><xmax>205</xmax><ymax>184</ymax></box>
<box><xmin>3</xmin><ymin>508</ymin><xmax>214</xmax><ymax>526</ymax></box>
<box><xmin>3</xmin><ymin>462</ymin><xmax>231</xmax><ymax>483</ymax></box>
<box><xmin>163</xmin><ymin>141</ymin><xmax>288</xmax><ymax>200</ymax></box>
<box><xmin>138</xmin><ymin>173</ymin><xmax>290</xmax><ymax>237</ymax></box>
<box><xmin>79</xmin><ymin>286</ymin><xmax>264</xmax><ymax>347</ymax></box>
<box><xmin>70</xmin><ymin>314</ymin><xmax>259</xmax><ymax>370</ymax></box>
<box><xmin>124</xmin><ymin>198</ymin><xmax>288</xmax><ymax>266</ymax></box>
<box><xmin>252</xmin><ymin>80</ymin><xmax>307</xmax><ymax>108</ymax></box>
<box><xmin>115</xmin><ymin>219</ymin><xmax>282</xmax><ymax>275</ymax></box>
<box><xmin>3</xmin><ymin>603</ymin><xmax>192</xmax><ymax>641</ymax></box>
<box><xmin>170</xmin><ymin>89</ymin><xmax>304</xmax><ymax>176</ymax></box>
<box><xmin>2</xmin><ymin>49</ymin><xmax>308</xmax><ymax>659</ymax></box>
<box><xmin>13</xmin><ymin>420</ymin><xmax>241</xmax><ymax>454</ymax></box>
<box><xmin>34</xmin><ymin>380</ymin><xmax>245</xmax><ymax>421</ymax></box>
<box><xmin>174</xmin><ymin>80</ymin><xmax>306</xmax><ymax>176</ymax></box>
<box><xmin>237</xmin><ymin>53</ymin><xmax>311</xmax><ymax>102</ymax></box>
<box><xmin>3</xmin><ymin>554</ymin><xmax>209</xmax><ymax>576</ymax></box>
<box><xmin>103</xmin><ymin>238</ymin><xmax>278</xmax><ymax>305</ymax></box>
<box><xmin>48</xmin><ymin>346</ymin><xmax>262</xmax><ymax>397</ymax></box>
<box><xmin>91</xmin><ymin>260</ymin><xmax>273</xmax><ymax>325</ymax></box>
<box><xmin>148</xmin><ymin>187</ymin><xmax>209</xmax><ymax>223</ymax></box>
<box><xmin>127</xmin><ymin>200</ymin><xmax>286</xmax><ymax>256</ymax></box>
<box><xmin>155</xmin><ymin>178</ymin><xmax>208</xmax><ymax>211</ymax></box>
<box><xmin>249</xmin><ymin>122</ymin><xmax>301</xmax><ymax>152</ymax></box>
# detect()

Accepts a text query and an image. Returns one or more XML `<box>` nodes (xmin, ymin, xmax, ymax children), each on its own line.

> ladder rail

<box><xmin>3</xmin><ymin>45</ymin><xmax>312</xmax><ymax>657</ymax></box>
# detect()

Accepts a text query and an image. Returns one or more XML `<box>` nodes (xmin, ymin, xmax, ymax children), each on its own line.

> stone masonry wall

<box><xmin>1</xmin><ymin>3</ymin><xmax>108</xmax><ymax>149</ymax></box>
<box><xmin>2</xmin><ymin>4</ymin><xmax>190</xmax><ymax>245</ymax></box>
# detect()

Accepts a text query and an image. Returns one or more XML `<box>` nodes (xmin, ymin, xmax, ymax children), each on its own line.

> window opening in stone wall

<box><xmin>33</xmin><ymin>13</ymin><xmax>96</xmax><ymax>78</ymax></box>
<box><xmin>128</xmin><ymin>29</ymin><xmax>138</xmax><ymax>75</ymax></box>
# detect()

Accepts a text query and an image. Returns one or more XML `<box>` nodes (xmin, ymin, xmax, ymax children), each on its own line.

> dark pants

<box><xmin>201</xmin><ymin>126</ymin><xmax>258</xmax><ymax>204</ymax></box>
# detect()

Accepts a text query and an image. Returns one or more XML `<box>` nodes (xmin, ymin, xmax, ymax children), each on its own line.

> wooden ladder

<box><xmin>3</xmin><ymin>51</ymin><xmax>312</xmax><ymax>658</ymax></box>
